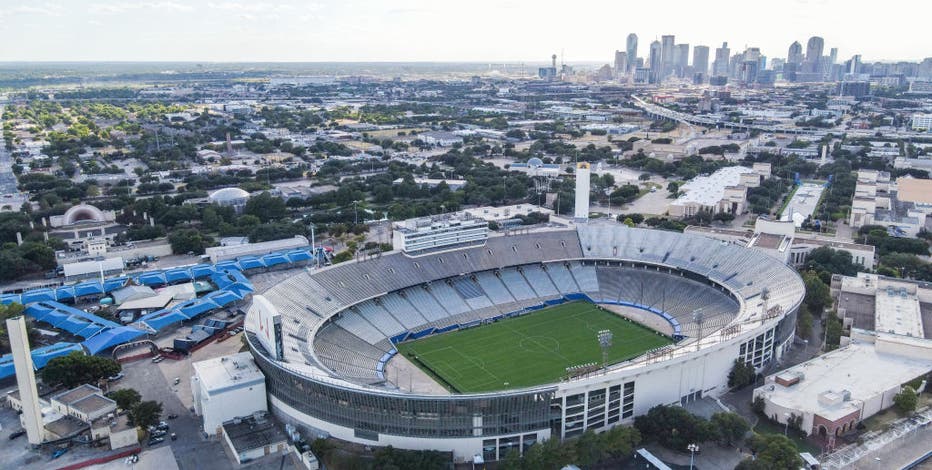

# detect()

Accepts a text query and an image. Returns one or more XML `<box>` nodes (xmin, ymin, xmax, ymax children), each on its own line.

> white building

<box><xmin>419</xmin><ymin>131</ymin><xmax>463</xmax><ymax>147</ymax></box>
<box><xmin>753</xmin><ymin>333</ymin><xmax>931</xmax><ymax>449</ymax></box>
<box><xmin>668</xmin><ymin>165</ymin><xmax>770</xmax><ymax>218</ymax></box>
<box><xmin>391</xmin><ymin>215</ymin><xmax>489</xmax><ymax>253</ymax></box>
<box><xmin>911</xmin><ymin>113</ymin><xmax>932</xmax><ymax>132</ymax></box>
<box><xmin>62</xmin><ymin>257</ymin><xmax>124</xmax><ymax>282</ymax></box>
<box><xmin>460</xmin><ymin>204</ymin><xmax>553</xmax><ymax>224</ymax></box>
<box><xmin>205</xmin><ymin>235</ymin><xmax>309</xmax><ymax>263</ymax></box>
<box><xmin>574</xmin><ymin>162</ymin><xmax>591</xmax><ymax>221</ymax></box>
<box><xmin>192</xmin><ymin>352</ymin><xmax>268</xmax><ymax>436</ymax></box>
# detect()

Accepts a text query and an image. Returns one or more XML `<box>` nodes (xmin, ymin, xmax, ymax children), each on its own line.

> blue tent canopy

<box><xmin>55</xmin><ymin>286</ymin><xmax>77</xmax><ymax>302</ymax></box>
<box><xmin>74</xmin><ymin>280</ymin><xmax>104</xmax><ymax>297</ymax></box>
<box><xmin>21</xmin><ymin>288</ymin><xmax>56</xmax><ymax>304</ymax></box>
<box><xmin>137</xmin><ymin>271</ymin><xmax>168</xmax><ymax>286</ymax></box>
<box><xmin>1</xmin><ymin>293</ymin><xmax>21</xmax><ymax>305</ymax></box>
<box><xmin>165</xmin><ymin>268</ymin><xmax>193</xmax><ymax>284</ymax></box>
<box><xmin>214</xmin><ymin>260</ymin><xmax>239</xmax><ymax>272</ymax></box>
<box><xmin>286</xmin><ymin>249</ymin><xmax>313</xmax><ymax>263</ymax></box>
<box><xmin>0</xmin><ymin>342</ymin><xmax>84</xmax><ymax>380</ymax></box>
<box><xmin>31</xmin><ymin>342</ymin><xmax>85</xmax><ymax>368</ymax></box>
<box><xmin>236</xmin><ymin>256</ymin><xmax>265</xmax><ymax>271</ymax></box>
<box><xmin>136</xmin><ymin>309</ymin><xmax>188</xmax><ymax>331</ymax></box>
<box><xmin>25</xmin><ymin>301</ymin><xmax>120</xmax><ymax>339</ymax></box>
<box><xmin>190</xmin><ymin>264</ymin><xmax>215</xmax><ymax>278</ymax></box>
<box><xmin>82</xmin><ymin>327</ymin><xmax>146</xmax><ymax>355</ymax></box>
<box><xmin>261</xmin><ymin>253</ymin><xmax>289</xmax><ymax>267</ymax></box>
<box><xmin>103</xmin><ymin>277</ymin><xmax>129</xmax><ymax>292</ymax></box>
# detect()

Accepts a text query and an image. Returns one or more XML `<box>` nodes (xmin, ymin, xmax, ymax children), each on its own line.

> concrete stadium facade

<box><xmin>244</xmin><ymin>222</ymin><xmax>805</xmax><ymax>463</ymax></box>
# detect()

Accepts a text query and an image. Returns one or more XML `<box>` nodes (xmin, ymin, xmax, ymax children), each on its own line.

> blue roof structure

<box><xmin>82</xmin><ymin>327</ymin><xmax>146</xmax><ymax>355</ymax></box>
<box><xmin>0</xmin><ymin>342</ymin><xmax>85</xmax><ymax>380</ymax></box>
<box><xmin>9</xmin><ymin>246</ymin><xmax>318</xmax><ymax>354</ymax></box>
<box><xmin>25</xmin><ymin>301</ymin><xmax>120</xmax><ymax>339</ymax></box>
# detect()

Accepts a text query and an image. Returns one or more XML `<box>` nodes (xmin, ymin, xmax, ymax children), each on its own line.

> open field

<box><xmin>396</xmin><ymin>301</ymin><xmax>672</xmax><ymax>393</ymax></box>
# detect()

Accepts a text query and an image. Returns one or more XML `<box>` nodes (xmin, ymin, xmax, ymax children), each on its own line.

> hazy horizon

<box><xmin>0</xmin><ymin>0</ymin><xmax>928</xmax><ymax>63</ymax></box>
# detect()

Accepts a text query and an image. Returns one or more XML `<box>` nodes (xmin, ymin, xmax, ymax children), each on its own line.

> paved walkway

<box><xmin>821</xmin><ymin>407</ymin><xmax>932</xmax><ymax>469</ymax></box>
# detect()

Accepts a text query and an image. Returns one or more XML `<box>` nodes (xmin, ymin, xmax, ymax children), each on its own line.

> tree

<box><xmin>130</xmin><ymin>400</ymin><xmax>163</xmax><ymax>429</ymax></box>
<box><xmin>168</xmin><ymin>228</ymin><xmax>213</xmax><ymax>255</ymax></box>
<box><xmin>797</xmin><ymin>306</ymin><xmax>814</xmax><ymax>338</ymax></box>
<box><xmin>41</xmin><ymin>352</ymin><xmax>121</xmax><ymax>388</ymax></box>
<box><xmin>0</xmin><ymin>303</ymin><xmax>29</xmax><ymax>354</ymax></box>
<box><xmin>802</xmin><ymin>270</ymin><xmax>832</xmax><ymax>314</ymax></box>
<box><xmin>244</xmin><ymin>191</ymin><xmax>287</xmax><ymax>222</ymax></box>
<box><xmin>894</xmin><ymin>386</ymin><xmax>918</xmax><ymax>414</ymax></box>
<box><xmin>109</xmin><ymin>388</ymin><xmax>141</xmax><ymax>411</ymax></box>
<box><xmin>710</xmin><ymin>412</ymin><xmax>749</xmax><ymax>446</ymax></box>
<box><xmin>728</xmin><ymin>359</ymin><xmax>756</xmax><ymax>389</ymax></box>
<box><xmin>736</xmin><ymin>434</ymin><xmax>803</xmax><ymax>470</ymax></box>
<box><xmin>634</xmin><ymin>405</ymin><xmax>714</xmax><ymax>450</ymax></box>
<box><xmin>752</xmin><ymin>395</ymin><xmax>766</xmax><ymax>415</ymax></box>
<box><xmin>824</xmin><ymin>314</ymin><xmax>844</xmax><ymax>351</ymax></box>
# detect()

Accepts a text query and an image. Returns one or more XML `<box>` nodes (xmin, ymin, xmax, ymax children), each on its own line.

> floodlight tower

<box><xmin>7</xmin><ymin>316</ymin><xmax>44</xmax><ymax>444</ymax></box>
<box><xmin>597</xmin><ymin>329</ymin><xmax>613</xmax><ymax>368</ymax></box>
<box><xmin>693</xmin><ymin>308</ymin><xmax>704</xmax><ymax>351</ymax></box>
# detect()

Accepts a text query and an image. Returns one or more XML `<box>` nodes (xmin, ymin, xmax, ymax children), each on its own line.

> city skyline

<box><xmin>0</xmin><ymin>0</ymin><xmax>927</xmax><ymax>63</ymax></box>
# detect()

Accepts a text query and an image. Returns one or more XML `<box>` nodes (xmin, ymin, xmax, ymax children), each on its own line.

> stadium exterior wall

<box><xmin>249</xmin><ymin>305</ymin><xmax>798</xmax><ymax>462</ymax></box>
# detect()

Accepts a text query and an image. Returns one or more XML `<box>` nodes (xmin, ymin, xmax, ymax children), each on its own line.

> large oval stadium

<box><xmin>244</xmin><ymin>222</ymin><xmax>805</xmax><ymax>462</ymax></box>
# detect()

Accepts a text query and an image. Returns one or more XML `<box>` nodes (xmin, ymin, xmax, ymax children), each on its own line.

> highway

<box><xmin>630</xmin><ymin>95</ymin><xmax>932</xmax><ymax>141</ymax></box>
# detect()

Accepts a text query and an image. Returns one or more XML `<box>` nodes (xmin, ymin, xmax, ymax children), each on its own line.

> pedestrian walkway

<box><xmin>821</xmin><ymin>406</ymin><xmax>932</xmax><ymax>469</ymax></box>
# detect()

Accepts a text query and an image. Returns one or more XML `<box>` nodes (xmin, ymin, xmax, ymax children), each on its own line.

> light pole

<box><xmin>353</xmin><ymin>200</ymin><xmax>359</xmax><ymax>225</ymax></box>
<box><xmin>687</xmin><ymin>443</ymin><xmax>699</xmax><ymax>470</ymax></box>
<box><xmin>597</xmin><ymin>329</ymin><xmax>613</xmax><ymax>369</ymax></box>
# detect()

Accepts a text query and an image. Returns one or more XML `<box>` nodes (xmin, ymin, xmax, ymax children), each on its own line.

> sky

<box><xmin>0</xmin><ymin>0</ymin><xmax>927</xmax><ymax>63</ymax></box>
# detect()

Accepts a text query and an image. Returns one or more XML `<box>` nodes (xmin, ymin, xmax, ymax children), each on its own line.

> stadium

<box><xmin>244</xmin><ymin>222</ymin><xmax>805</xmax><ymax>462</ymax></box>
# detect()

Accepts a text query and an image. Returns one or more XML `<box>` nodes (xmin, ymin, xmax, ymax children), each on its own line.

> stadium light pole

<box><xmin>687</xmin><ymin>443</ymin><xmax>699</xmax><ymax>469</ymax></box>
<box><xmin>597</xmin><ymin>329</ymin><xmax>613</xmax><ymax>369</ymax></box>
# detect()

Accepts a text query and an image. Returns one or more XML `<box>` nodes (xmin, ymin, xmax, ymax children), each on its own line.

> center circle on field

<box><xmin>518</xmin><ymin>336</ymin><xmax>560</xmax><ymax>353</ymax></box>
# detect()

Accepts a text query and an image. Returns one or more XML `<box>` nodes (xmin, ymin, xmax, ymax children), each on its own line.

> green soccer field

<box><xmin>395</xmin><ymin>301</ymin><xmax>673</xmax><ymax>393</ymax></box>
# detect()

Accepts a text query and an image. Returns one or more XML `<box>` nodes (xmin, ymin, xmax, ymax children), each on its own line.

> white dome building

<box><xmin>208</xmin><ymin>187</ymin><xmax>251</xmax><ymax>213</ymax></box>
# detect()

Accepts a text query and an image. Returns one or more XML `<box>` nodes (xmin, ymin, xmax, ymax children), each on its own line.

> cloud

<box><xmin>11</xmin><ymin>3</ymin><xmax>63</xmax><ymax>16</ymax></box>
<box><xmin>89</xmin><ymin>2</ymin><xmax>193</xmax><ymax>14</ymax></box>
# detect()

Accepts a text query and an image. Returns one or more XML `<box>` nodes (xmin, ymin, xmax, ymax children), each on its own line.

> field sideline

<box><xmin>396</xmin><ymin>301</ymin><xmax>673</xmax><ymax>393</ymax></box>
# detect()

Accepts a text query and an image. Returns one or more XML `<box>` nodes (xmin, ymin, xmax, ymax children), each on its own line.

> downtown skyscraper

<box><xmin>626</xmin><ymin>33</ymin><xmax>638</xmax><ymax>72</ymax></box>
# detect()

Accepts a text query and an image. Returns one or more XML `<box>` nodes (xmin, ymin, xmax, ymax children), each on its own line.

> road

<box><xmin>0</xmin><ymin>104</ymin><xmax>22</xmax><ymax>196</ymax></box>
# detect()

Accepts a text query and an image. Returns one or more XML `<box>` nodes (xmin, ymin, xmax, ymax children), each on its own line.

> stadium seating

<box><xmin>474</xmin><ymin>272</ymin><xmax>516</xmax><ymax>305</ymax></box>
<box><xmin>519</xmin><ymin>265</ymin><xmax>560</xmax><ymax>298</ymax></box>
<box><xmin>498</xmin><ymin>268</ymin><xmax>536</xmax><ymax>301</ymax></box>
<box><xmin>262</xmin><ymin>224</ymin><xmax>803</xmax><ymax>388</ymax></box>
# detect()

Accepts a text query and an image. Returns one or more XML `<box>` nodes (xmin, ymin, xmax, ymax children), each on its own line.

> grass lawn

<box><xmin>396</xmin><ymin>301</ymin><xmax>672</xmax><ymax>393</ymax></box>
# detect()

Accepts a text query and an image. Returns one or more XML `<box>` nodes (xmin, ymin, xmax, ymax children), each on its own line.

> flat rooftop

<box><xmin>897</xmin><ymin>177</ymin><xmax>932</xmax><ymax>204</ymax></box>
<box><xmin>222</xmin><ymin>414</ymin><xmax>287</xmax><ymax>453</ymax></box>
<box><xmin>875</xmin><ymin>287</ymin><xmax>924</xmax><ymax>337</ymax></box>
<box><xmin>674</xmin><ymin>166</ymin><xmax>754</xmax><ymax>207</ymax></box>
<box><xmin>757</xmin><ymin>339</ymin><xmax>932</xmax><ymax>421</ymax></box>
<box><xmin>193</xmin><ymin>352</ymin><xmax>264</xmax><ymax>395</ymax></box>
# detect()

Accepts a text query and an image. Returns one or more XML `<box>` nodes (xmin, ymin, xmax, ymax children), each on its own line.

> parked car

<box><xmin>148</xmin><ymin>437</ymin><xmax>164</xmax><ymax>446</ymax></box>
<box><xmin>151</xmin><ymin>430</ymin><xmax>167</xmax><ymax>439</ymax></box>
<box><xmin>167</xmin><ymin>413</ymin><xmax>178</xmax><ymax>420</ymax></box>
<box><xmin>51</xmin><ymin>448</ymin><xmax>68</xmax><ymax>459</ymax></box>
<box><xmin>170</xmin><ymin>433</ymin><xmax>178</xmax><ymax>441</ymax></box>
<box><xmin>108</xmin><ymin>372</ymin><xmax>124</xmax><ymax>382</ymax></box>
<box><xmin>8</xmin><ymin>430</ymin><xmax>26</xmax><ymax>440</ymax></box>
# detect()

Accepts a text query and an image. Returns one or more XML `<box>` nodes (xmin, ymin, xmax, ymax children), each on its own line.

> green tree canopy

<box><xmin>109</xmin><ymin>388</ymin><xmax>142</xmax><ymax>411</ymax></box>
<box><xmin>41</xmin><ymin>352</ymin><xmax>121</xmax><ymax>388</ymax></box>
<box><xmin>130</xmin><ymin>400</ymin><xmax>163</xmax><ymax>429</ymax></box>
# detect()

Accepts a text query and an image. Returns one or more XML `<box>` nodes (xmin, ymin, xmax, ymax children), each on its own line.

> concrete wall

<box><xmin>197</xmin><ymin>380</ymin><xmax>268</xmax><ymax>436</ymax></box>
